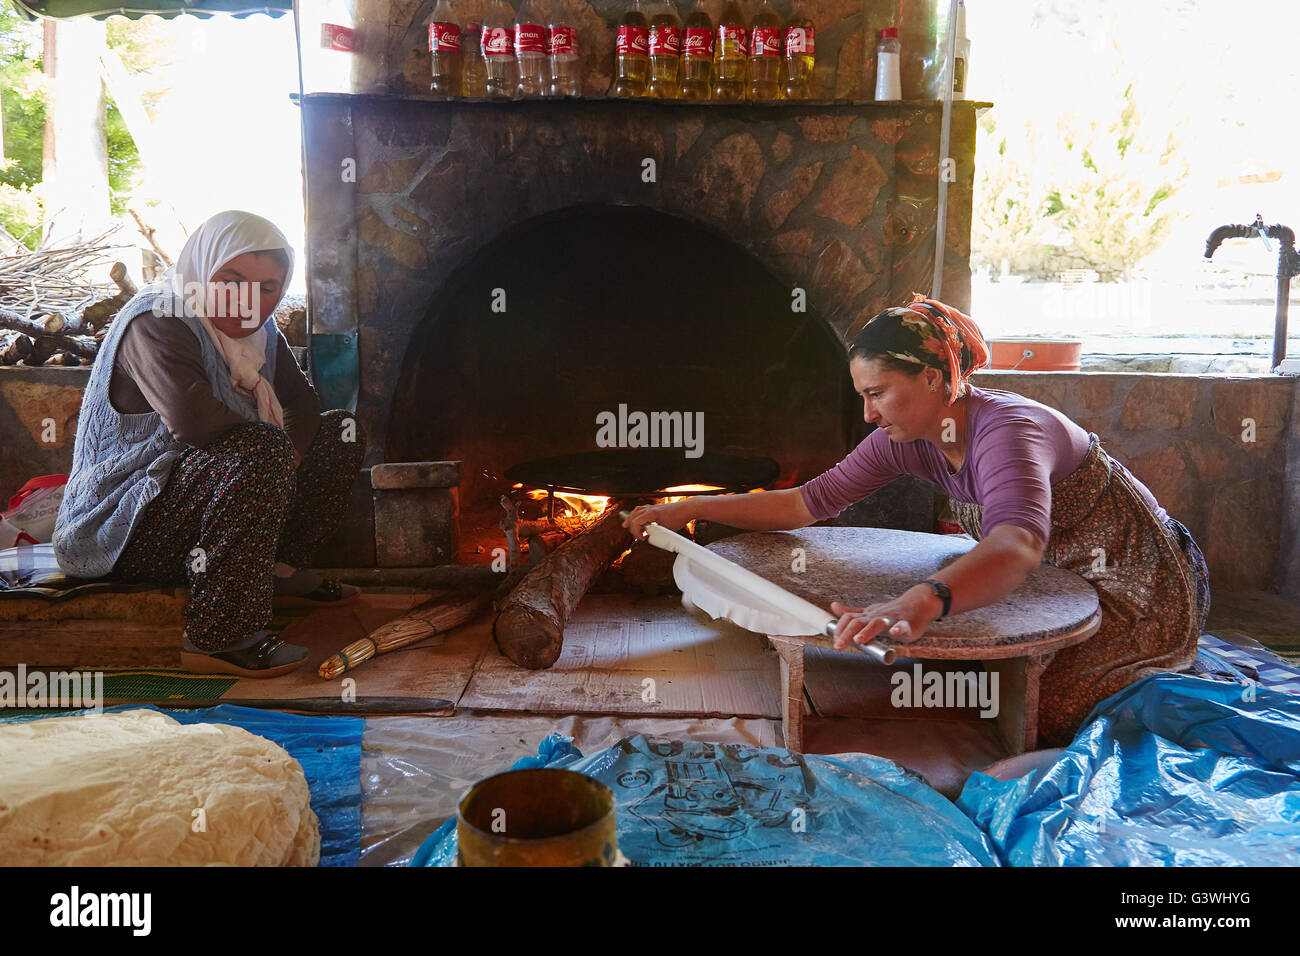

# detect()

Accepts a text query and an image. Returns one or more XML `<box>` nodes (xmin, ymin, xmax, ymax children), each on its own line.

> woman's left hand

<box><xmin>830</xmin><ymin>586</ymin><xmax>940</xmax><ymax>651</ymax></box>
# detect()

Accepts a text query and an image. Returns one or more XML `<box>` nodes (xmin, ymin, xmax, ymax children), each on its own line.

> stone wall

<box><xmin>0</xmin><ymin>367</ymin><xmax>89</xmax><ymax>510</ymax></box>
<box><xmin>305</xmin><ymin>96</ymin><xmax>980</xmax><ymax>458</ymax></box>
<box><xmin>971</xmin><ymin>371</ymin><xmax>1300</xmax><ymax>595</ymax></box>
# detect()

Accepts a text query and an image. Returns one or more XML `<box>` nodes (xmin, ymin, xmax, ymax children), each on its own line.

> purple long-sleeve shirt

<box><xmin>799</xmin><ymin>386</ymin><xmax>1167</xmax><ymax>547</ymax></box>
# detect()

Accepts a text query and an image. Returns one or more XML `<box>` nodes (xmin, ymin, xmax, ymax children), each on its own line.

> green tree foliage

<box><xmin>971</xmin><ymin>7</ymin><xmax>1193</xmax><ymax>280</ymax></box>
<box><xmin>973</xmin><ymin>76</ymin><xmax>1189</xmax><ymax>281</ymax></box>
<box><xmin>1</xmin><ymin>0</ymin><xmax>45</xmax><ymax>244</ymax></box>
<box><xmin>1</xmin><ymin>0</ymin><xmax>143</xmax><ymax>246</ymax></box>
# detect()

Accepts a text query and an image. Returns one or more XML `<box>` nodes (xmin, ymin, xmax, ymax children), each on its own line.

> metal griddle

<box><xmin>505</xmin><ymin>449</ymin><xmax>780</xmax><ymax>498</ymax></box>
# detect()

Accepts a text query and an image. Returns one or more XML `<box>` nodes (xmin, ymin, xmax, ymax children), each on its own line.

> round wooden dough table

<box><xmin>697</xmin><ymin>527</ymin><xmax>1102</xmax><ymax>755</ymax></box>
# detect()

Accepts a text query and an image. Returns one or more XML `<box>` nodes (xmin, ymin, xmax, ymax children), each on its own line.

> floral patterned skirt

<box><xmin>947</xmin><ymin>434</ymin><xmax>1209</xmax><ymax>746</ymax></box>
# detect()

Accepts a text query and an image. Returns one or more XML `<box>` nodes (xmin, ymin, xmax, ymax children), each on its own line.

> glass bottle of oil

<box><xmin>782</xmin><ymin>0</ymin><xmax>815</xmax><ymax>100</ymax></box>
<box><xmin>647</xmin><ymin>0</ymin><xmax>683</xmax><ymax>98</ymax></box>
<box><xmin>678</xmin><ymin>3</ymin><xmax>713</xmax><ymax>99</ymax></box>
<box><xmin>712</xmin><ymin>0</ymin><xmax>746</xmax><ymax>100</ymax></box>
<box><xmin>612</xmin><ymin>0</ymin><xmax>651</xmax><ymax>96</ymax></box>
<box><xmin>747</xmin><ymin>0</ymin><xmax>782</xmax><ymax>100</ymax></box>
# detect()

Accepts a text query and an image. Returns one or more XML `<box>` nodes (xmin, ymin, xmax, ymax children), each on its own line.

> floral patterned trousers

<box><xmin>113</xmin><ymin>409</ymin><xmax>365</xmax><ymax>651</ymax></box>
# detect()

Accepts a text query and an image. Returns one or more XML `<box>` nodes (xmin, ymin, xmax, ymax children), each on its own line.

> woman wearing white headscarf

<box><xmin>54</xmin><ymin>210</ymin><xmax>364</xmax><ymax>678</ymax></box>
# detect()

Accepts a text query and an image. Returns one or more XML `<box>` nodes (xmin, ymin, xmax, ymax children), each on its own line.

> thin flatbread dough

<box><xmin>673</xmin><ymin>554</ymin><xmax>821</xmax><ymax>637</ymax></box>
<box><xmin>0</xmin><ymin>709</ymin><xmax>320</xmax><ymax>866</ymax></box>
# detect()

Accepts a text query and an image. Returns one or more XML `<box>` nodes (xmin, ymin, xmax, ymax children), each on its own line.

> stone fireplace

<box><xmin>300</xmin><ymin>96</ymin><xmax>981</xmax><ymax>565</ymax></box>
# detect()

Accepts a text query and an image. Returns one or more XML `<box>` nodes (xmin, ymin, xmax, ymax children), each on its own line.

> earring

<box><xmin>930</xmin><ymin>385</ymin><xmax>936</xmax><ymax>392</ymax></box>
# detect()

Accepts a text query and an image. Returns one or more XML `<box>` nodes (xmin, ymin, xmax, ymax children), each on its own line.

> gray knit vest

<box><xmin>52</xmin><ymin>285</ymin><xmax>278</xmax><ymax>578</ymax></box>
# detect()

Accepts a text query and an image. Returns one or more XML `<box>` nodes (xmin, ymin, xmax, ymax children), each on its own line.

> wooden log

<box><xmin>493</xmin><ymin>506</ymin><xmax>633</xmax><ymax>669</ymax></box>
<box><xmin>0</xmin><ymin>308</ymin><xmax>67</xmax><ymax>339</ymax></box>
<box><xmin>20</xmin><ymin>332</ymin><xmax>96</xmax><ymax>363</ymax></box>
<box><xmin>25</xmin><ymin>335</ymin><xmax>60</xmax><ymax>366</ymax></box>
<box><xmin>620</xmin><ymin>539</ymin><xmax>677</xmax><ymax>596</ymax></box>
<box><xmin>109</xmin><ymin>261</ymin><xmax>136</xmax><ymax>297</ymax></box>
<box><xmin>0</xmin><ymin>331</ymin><xmax>32</xmax><ymax>365</ymax></box>
<box><xmin>76</xmin><ymin>290</ymin><xmax>130</xmax><ymax>331</ymax></box>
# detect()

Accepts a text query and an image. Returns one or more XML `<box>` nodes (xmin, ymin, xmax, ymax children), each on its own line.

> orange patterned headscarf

<box><xmin>849</xmin><ymin>294</ymin><xmax>991</xmax><ymax>406</ymax></box>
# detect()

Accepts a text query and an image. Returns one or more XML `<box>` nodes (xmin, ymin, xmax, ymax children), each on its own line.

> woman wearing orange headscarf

<box><xmin>624</xmin><ymin>296</ymin><xmax>1210</xmax><ymax>746</ymax></box>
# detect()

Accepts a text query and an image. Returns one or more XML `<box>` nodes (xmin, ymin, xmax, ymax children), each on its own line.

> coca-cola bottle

<box><xmin>782</xmin><ymin>0</ymin><xmax>814</xmax><ymax>99</ymax></box>
<box><xmin>514</xmin><ymin>0</ymin><xmax>547</xmax><ymax>97</ymax></box>
<box><xmin>677</xmin><ymin>3</ymin><xmax>713</xmax><ymax>100</ymax></box>
<box><xmin>713</xmin><ymin>0</ymin><xmax>746</xmax><ymax>101</ymax></box>
<box><xmin>482</xmin><ymin>0</ymin><xmax>518</xmax><ymax>98</ymax></box>
<box><xmin>547</xmin><ymin>12</ymin><xmax>580</xmax><ymax>96</ymax></box>
<box><xmin>463</xmin><ymin>20</ymin><xmax>488</xmax><ymax>95</ymax></box>
<box><xmin>747</xmin><ymin>0</ymin><xmax>782</xmax><ymax>100</ymax></box>
<box><xmin>611</xmin><ymin>0</ymin><xmax>649</xmax><ymax>97</ymax></box>
<box><xmin>309</xmin><ymin>0</ymin><xmax>355</xmax><ymax>93</ymax></box>
<box><xmin>428</xmin><ymin>0</ymin><xmax>463</xmax><ymax>97</ymax></box>
<box><xmin>646</xmin><ymin>0</ymin><xmax>682</xmax><ymax>99</ymax></box>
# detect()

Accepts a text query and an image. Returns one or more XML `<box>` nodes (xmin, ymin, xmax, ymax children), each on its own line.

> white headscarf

<box><xmin>163</xmin><ymin>210</ymin><xmax>294</xmax><ymax>430</ymax></box>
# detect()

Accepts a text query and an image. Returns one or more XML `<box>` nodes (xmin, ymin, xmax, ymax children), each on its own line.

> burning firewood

<box><xmin>493</xmin><ymin>505</ymin><xmax>633</xmax><ymax>669</ymax></box>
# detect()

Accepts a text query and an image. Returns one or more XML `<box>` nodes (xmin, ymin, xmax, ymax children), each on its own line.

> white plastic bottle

<box><xmin>874</xmin><ymin>27</ymin><xmax>901</xmax><ymax>101</ymax></box>
<box><xmin>514</xmin><ymin>0</ymin><xmax>547</xmax><ymax>97</ymax></box>
<box><xmin>548</xmin><ymin>12</ymin><xmax>580</xmax><ymax>96</ymax></box>
<box><xmin>483</xmin><ymin>0</ymin><xmax>519</xmax><ymax>98</ymax></box>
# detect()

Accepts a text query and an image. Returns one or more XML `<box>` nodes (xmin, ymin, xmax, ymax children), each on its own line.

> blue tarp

<box><xmin>956</xmin><ymin>675</ymin><xmax>1300</xmax><ymax>866</ymax></box>
<box><xmin>1</xmin><ymin>704</ymin><xmax>364</xmax><ymax>867</ymax></box>
<box><xmin>412</xmin><ymin>733</ymin><xmax>1001</xmax><ymax>867</ymax></box>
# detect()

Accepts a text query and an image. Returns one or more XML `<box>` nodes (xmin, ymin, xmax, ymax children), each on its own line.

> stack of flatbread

<box><xmin>0</xmin><ymin>709</ymin><xmax>319</xmax><ymax>866</ymax></box>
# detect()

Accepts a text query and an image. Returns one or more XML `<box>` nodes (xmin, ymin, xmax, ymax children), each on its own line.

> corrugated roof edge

<box><xmin>11</xmin><ymin>0</ymin><xmax>289</xmax><ymax>21</ymax></box>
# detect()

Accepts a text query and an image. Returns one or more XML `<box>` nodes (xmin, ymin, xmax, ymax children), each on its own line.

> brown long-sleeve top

<box><xmin>108</xmin><ymin>311</ymin><xmax>321</xmax><ymax>458</ymax></box>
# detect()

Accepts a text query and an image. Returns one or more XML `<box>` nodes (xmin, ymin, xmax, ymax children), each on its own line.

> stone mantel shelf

<box><xmin>293</xmin><ymin>92</ymin><xmax>993</xmax><ymax>114</ymax></box>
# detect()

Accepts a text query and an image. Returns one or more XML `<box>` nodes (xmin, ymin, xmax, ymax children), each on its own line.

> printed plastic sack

<box><xmin>0</xmin><ymin>475</ymin><xmax>67</xmax><ymax>548</ymax></box>
<box><xmin>413</xmin><ymin>733</ymin><xmax>1000</xmax><ymax>867</ymax></box>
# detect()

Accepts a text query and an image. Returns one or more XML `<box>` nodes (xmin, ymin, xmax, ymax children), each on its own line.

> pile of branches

<box><xmin>0</xmin><ymin>231</ymin><xmax>138</xmax><ymax>367</ymax></box>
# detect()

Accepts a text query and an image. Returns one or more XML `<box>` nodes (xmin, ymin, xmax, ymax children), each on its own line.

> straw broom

<box><xmin>318</xmin><ymin>590</ymin><xmax>493</xmax><ymax>679</ymax></box>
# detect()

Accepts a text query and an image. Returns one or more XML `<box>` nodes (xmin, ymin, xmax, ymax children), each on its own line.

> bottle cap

<box><xmin>880</xmin><ymin>27</ymin><xmax>898</xmax><ymax>38</ymax></box>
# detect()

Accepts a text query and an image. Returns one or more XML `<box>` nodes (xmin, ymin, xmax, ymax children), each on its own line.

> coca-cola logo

<box><xmin>649</xmin><ymin>25</ymin><xmax>680</xmax><ymax>56</ymax></box>
<box><xmin>751</xmin><ymin>26</ymin><xmax>780</xmax><ymax>56</ymax></box>
<box><xmin>321</xmin><ymin>23</ymin><xmax>354</xmax><ymax>52</ymax></box>
<box><xmin>683</xmin><ymin>28</ymin><xmax>713</xmax><ymax>57</ymax></box>
<box><xmin>482</xmin><ymin>26</ymin><xmax>511</xmax><ymax>55</ymax></box>
<box><xmin>548</xmin><ymin>27</ymin><xmax>577</xmax><ymax>55</ymax></box>
<box><xmin>515</xmin><ymin>23</ymin><xmax>545</xmax><ymax>53</ymax></box>
<box><xmin>429</xmin><ymin>22</ymin><xmax>461</xmax><ymax>53</ymax></box>
<box><xmin>617</xmin><ymin>25</ymin><xmax>649</xmax><ymax>55</ymax></box>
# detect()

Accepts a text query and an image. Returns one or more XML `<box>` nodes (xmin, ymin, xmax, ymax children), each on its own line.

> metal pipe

<box><xmin>931</xmin><ymin>0</ymin><xmax>961</xmax><ymax>298</ymax></box>
<box><xmin>1204</xmin><ymin>218</ymin><xmax>1297</xmax><ymax>371</ymax></box>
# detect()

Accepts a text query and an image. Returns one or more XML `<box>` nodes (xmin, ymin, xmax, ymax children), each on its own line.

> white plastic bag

<box><xmin>1</xmin><ymin>474</ymin><xmax>67</xmax><ymax>547</ymax></box>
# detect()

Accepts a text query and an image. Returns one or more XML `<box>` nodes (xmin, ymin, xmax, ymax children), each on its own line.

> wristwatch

<box><xmin>921</xmin><ymin>579</ymin><xmax>952</xmax><ymax>618</ymax></box>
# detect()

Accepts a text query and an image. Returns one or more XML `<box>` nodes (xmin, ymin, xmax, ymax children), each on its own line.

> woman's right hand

<box><xmin>622</xmin><ymin>500</ymin><xmax>696</xmax><ymax>540</ymax></box>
